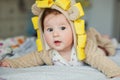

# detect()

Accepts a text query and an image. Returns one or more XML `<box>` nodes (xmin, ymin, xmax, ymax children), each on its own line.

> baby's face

<box><xmin>43</xmin><ymin>13</ymin><xmax>73</xmax><ymax>52</ymax></box>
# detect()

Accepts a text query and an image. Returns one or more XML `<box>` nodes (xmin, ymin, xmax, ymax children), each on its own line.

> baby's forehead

<box><xmin>44</xmin><ymin>13</ymin><xmax>67</xmax><ymax>23</ymax></box>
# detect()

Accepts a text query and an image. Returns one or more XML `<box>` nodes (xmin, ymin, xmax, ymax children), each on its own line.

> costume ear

<box><xmin>68</xmin><ymin>3</ymin><xmax>84</xmax><ymax>21</ymax></box>
<box><xmin>70</xmin><ymin>0</ymin><xmax>76</xmax><ymax>6</ymax></box>
<box><xmin>31</xmin><ymin>3</ymin><xmax>42</xmax><ymax>15</ymax></box>
<box><xmin>68</xmin><ymin>6</ymin><xmax>80</xmax><ymax>21</ymax></box>
<box><xmin>68</xmin><ymin>0</ymin><xmax>79</xmax><ymax>20</ymax></box>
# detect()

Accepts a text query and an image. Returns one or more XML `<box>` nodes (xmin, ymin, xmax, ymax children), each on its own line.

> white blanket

<box><xmin>1</xmin><ymin>66</ymin><xmax>120</xmax><ymax>80</ymax></box>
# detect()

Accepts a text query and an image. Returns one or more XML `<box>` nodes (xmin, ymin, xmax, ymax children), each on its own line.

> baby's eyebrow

<box><xmin>59</xmin><ymin>22</ymin><xmax>66</xmax><ymax>25</ymax></box>
<box><xmin>44</xmin><ymin>24</ymin><xmax>51</xmax><ymax>28</ymax></box>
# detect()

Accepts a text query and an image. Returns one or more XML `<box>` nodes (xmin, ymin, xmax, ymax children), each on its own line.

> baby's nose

<box><xmin>53</xmin><ymin>30</ymin><xmax>59</xmax><ymax>37</ymax></box>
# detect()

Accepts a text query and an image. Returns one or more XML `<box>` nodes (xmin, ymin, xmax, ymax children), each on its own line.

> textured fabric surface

<box><xmin>0</xmin><ymin>66</ymin><xmax>120</xmax><ymax>80</ymax></box>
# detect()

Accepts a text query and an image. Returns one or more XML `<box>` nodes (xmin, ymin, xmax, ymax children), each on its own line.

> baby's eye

<box><xmin>47</xmin><ymin>28</ymin><xmax>53</xmax><ymax>32</ymax></box>
<box><xmin>60</xmin><ymin>26</ymin><xmax>66</xmax><ymax>30</ymax></box>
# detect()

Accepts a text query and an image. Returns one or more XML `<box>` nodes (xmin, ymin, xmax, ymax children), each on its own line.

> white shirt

<box><xmin>51</xmin><ymin>47</ymin><xmax>84</xmax><ymax>66</ymax></box>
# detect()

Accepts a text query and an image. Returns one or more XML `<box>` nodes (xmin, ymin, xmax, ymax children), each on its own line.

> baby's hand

<box><xmin>0</xmin><ymin>61</ymin><xmax>10</xmax><ymax>67</ymax></box>
<box><xmin>112</xmin><ymin>74</ymin><xmax>120</xmax><ymax>78</ymax></box>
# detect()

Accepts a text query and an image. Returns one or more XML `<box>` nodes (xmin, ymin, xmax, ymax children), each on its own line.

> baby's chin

<box><xmin>51</xmin><ymin>46</ymin><xmax>64</xmax><ymax>51</ymax></box>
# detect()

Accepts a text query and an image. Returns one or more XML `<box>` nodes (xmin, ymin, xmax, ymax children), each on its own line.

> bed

<box><xmin>0</xmin><ymin>38</ymin><xmax>120</xmax><ymax>80</ymax></box>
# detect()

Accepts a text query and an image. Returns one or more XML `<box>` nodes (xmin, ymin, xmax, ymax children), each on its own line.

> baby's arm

<box><xmin>0</xmin><ymin>51</ymin><xmax>44</xmax><ymax>68</ymax></box>
<box><xmin>85</xmin><ymin>40</ymin><xmax>120</xmax><ymax>78</ymax></box>
<box><xmin>85</xmin><ymin>28</ymin><xmax>120</xmax><ymax>78</ymax></box>
<box><xmin>90</xmin><ymin>28</ymin><xmax>115</xmax><ymax>56</ymax></box>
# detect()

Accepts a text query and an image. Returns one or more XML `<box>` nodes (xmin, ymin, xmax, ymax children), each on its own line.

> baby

<box><xmin>0</xmin><ymin>0</ymin><xmax>120</xmax><ymax>78</ymax></box>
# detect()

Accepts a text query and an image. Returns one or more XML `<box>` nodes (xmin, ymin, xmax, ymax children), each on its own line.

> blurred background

<box><xmin>0</xmin><ymin>0</ymin><xmax>120</xmax><ymax>42</ymax></box>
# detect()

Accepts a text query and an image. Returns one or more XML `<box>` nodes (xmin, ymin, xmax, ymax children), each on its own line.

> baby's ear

<box><xmin>31</xmin><ymin>3</ymin><xmax>42</xmax><ymax>15</ymax></box>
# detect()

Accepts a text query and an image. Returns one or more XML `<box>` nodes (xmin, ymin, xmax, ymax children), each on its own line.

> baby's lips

<box><xmin>54</xmin><ymin>41</ymin><xmax>61</xmax><ymax>43</ymax></box>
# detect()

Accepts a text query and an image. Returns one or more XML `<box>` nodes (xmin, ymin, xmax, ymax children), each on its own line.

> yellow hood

<box><xmin>31</xmin><ymin>0</ymin><xmax>87</xmax><ymax>61</ymax></box>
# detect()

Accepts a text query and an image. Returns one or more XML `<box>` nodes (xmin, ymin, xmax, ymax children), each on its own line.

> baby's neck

<box><xmin>58</xmin><ymin>47</ymin><xmax>72</xmax><ymax>61</ymax></box>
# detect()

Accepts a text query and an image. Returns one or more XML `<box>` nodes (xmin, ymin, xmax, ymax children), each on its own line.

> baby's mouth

<box><xmin>54</xmin><ymin>40</ymin><xmax>61</xmax><ymax>46</ymax></box>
